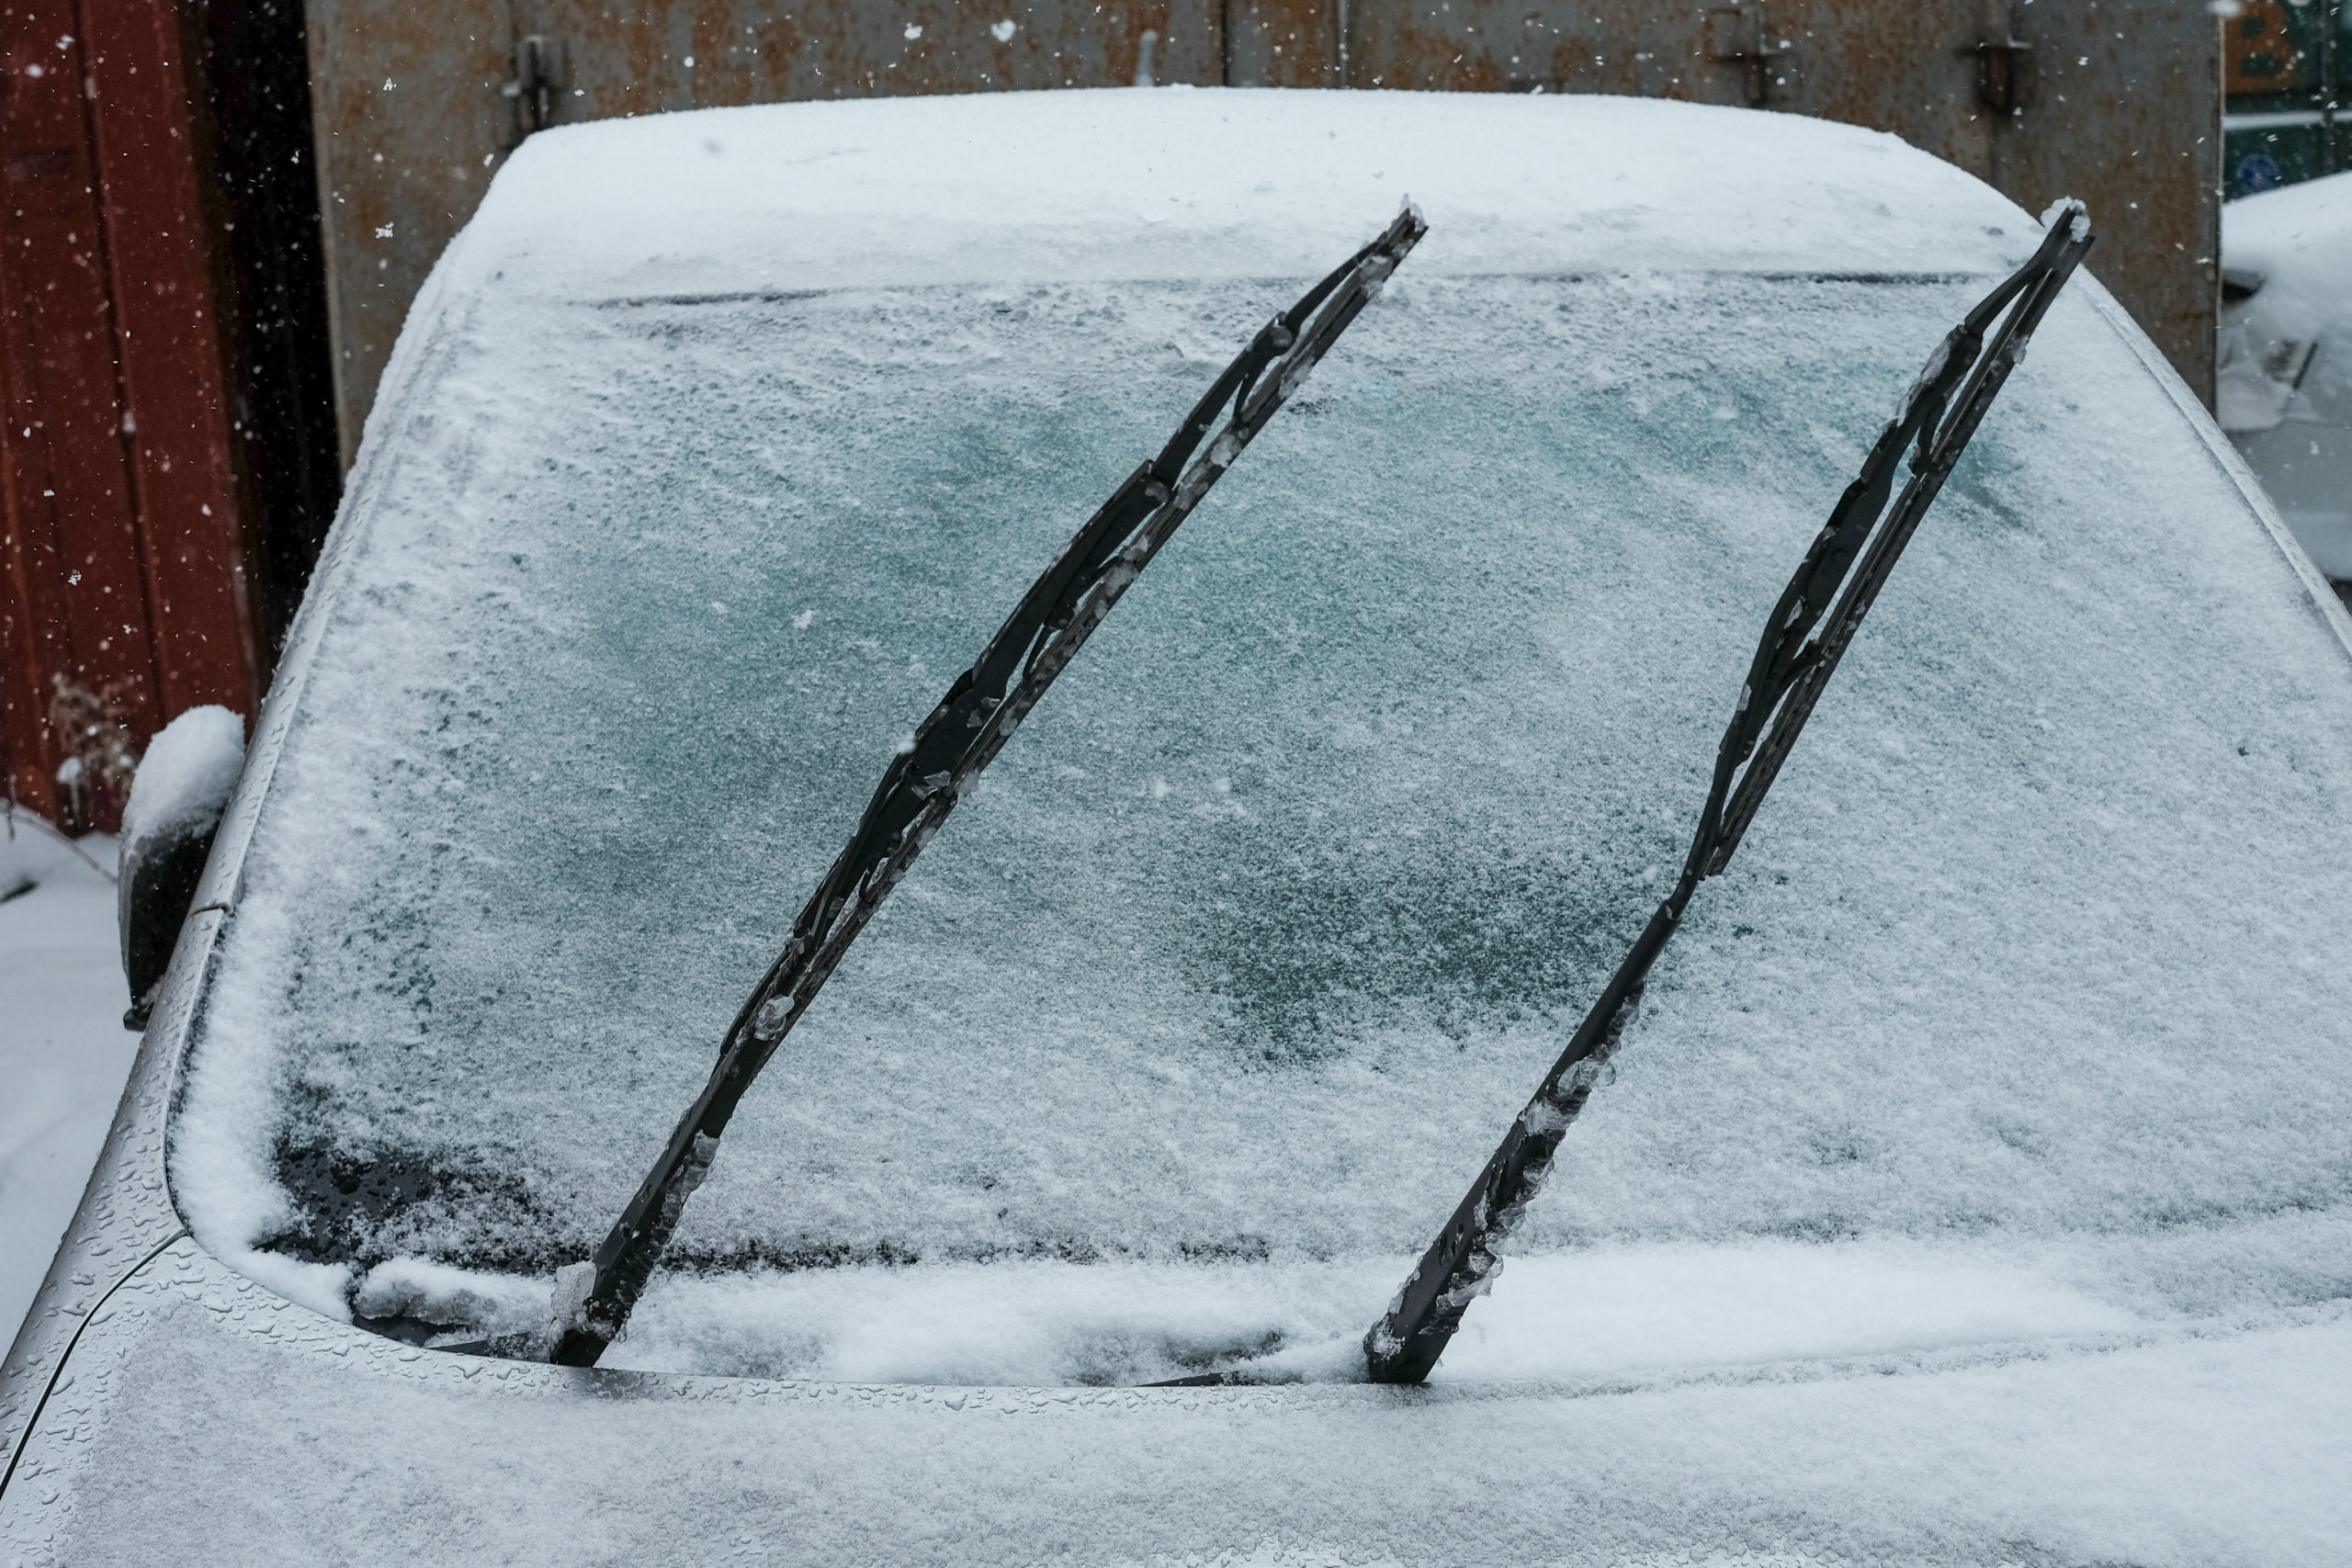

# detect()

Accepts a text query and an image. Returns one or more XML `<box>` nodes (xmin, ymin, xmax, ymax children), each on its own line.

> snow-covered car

<box><xmin>8</xmin><ymin>91</ymin><xmax>2352</xmax><ymax>1564</ymax></box>
<box><xmin>2219</xmin><ymin>170</ymin><xmax>2352</xmax><ymax>581</ymax></box>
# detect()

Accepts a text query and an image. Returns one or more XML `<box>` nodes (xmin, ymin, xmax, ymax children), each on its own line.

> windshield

<box><xmin>175</xmin><ymin>269</ymin><xmax>2352</xmax><ymax>1385</ymax></box>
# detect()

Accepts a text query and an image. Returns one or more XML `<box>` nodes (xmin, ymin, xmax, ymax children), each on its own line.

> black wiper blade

<box><xmin>548</xmin><ymin>205</ymin><xmax>1429</xmax><ymax>1369</ymax></box>
<box><xmin>1360</xmin><ymin>204</ymin><xmax>2094</xmax><ymax>1386</ymax></box>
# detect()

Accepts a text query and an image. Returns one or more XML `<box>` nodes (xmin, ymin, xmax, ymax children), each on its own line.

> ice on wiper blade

<box><xmin>1358</xmin><ymin>204</ymin><xmax>2096</xmax><ymax>1386</ymax></box>
<box><xmin>546</xmin><ymin>205</ymin><xmax>1430</xmax><ymax>1369</ymax></box>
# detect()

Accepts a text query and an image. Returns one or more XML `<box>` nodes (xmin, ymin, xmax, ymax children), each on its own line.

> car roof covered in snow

<box><xmin>10</xmin><ymin>91</ymin><xmax>2352</xmax><ymax>1564</ymax></box>
<box><xmin>421</xmin><ymin>86</ymin><xmax>2025</xmax><ymax>316</ymax></box>
<box><xmin>2224</xmin><ymin>166</ymin><xmax>2352</xmax><ymax>298</ymax></box>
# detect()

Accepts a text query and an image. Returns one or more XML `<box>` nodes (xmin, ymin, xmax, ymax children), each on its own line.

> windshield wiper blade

<box><xmin>1360</xmin><ymin>204</ymin><xmax>2094</xmax><ymax>1386</ymax></box>
<box><xmin>548</xmin><ymin>205</ymin><xmax>1429</xmax><ymax>1368</ymax></box>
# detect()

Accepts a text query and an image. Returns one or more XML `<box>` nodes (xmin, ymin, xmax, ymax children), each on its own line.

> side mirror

<box><xmin>119</xmin><ymin>706</ymin><xmax>246</xmax><ymax>1031</ymax></box>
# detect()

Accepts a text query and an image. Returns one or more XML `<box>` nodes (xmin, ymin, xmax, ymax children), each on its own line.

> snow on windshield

<box><xmin>175</xmin><ymin>263</ymin><xmax>2352</xmax><ymax>1383</ymax></box>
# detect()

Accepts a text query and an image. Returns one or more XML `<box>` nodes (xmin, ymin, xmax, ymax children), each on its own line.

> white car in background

<box><xmin>6</xmin><ymin>90</ymin><xmax>2351</xmax><ymax>1564</ymax></box>
<box><xmin>2220</xmin><ymin>170</ymin><xmax>2352</xmax><ymax>582</ymax></box>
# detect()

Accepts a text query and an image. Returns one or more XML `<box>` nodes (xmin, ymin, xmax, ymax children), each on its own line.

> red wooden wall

<box><xmin>0</xmin><ymin>0</ymin><xmax>257</xmax><ymax>833</ymax></box>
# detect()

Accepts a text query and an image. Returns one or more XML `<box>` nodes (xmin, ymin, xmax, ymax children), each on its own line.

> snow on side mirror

<box><xmin>119</xmin><ymin>705</ymin><xmax>246</xmax><ymax>1031</ymax></box>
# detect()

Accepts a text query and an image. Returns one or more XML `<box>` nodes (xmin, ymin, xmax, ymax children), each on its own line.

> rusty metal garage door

<box><xmin>304</xmin><ymin>0</ymin><xmax>2219</xmax><ymax>468</ymax></box>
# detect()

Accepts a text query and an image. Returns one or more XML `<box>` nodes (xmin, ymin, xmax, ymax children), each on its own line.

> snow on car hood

<box><xmin>167</xmin><ymin>92</ymin><xmax>2352</xmax><ymax>1387</ymax></box>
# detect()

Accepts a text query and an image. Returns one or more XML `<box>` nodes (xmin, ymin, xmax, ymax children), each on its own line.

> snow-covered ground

<box><xmin>0</xmin><ymin>818</ymin><xmax>133</xmax><ymax>1354</ymax></box>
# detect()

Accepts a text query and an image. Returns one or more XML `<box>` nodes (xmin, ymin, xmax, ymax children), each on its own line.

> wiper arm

<box><xmin>549</xmin><ymin>205</ymin><xmax>1429</xmax><ymax>1368</ymax></box>
<box><xmin>1360</xmin><ymin>204</ymin><xmax>2094</xmax><ymax>1385</ymax></box>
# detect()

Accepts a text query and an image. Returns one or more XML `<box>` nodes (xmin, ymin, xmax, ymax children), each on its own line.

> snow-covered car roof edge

<box><xmin>7</xmin><ymin>180</ymin><xmax>2335</xmax><ymax>1488</ymax></box>
<box><xmin>458</xmin><ymin>90</ymin><xmax>2041</xmax><ymax>295</ymax></box>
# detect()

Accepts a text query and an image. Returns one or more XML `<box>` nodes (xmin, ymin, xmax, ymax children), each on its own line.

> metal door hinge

<box><xmin>1970</xmin><ymin>18</ymin><xmax>2031</xmax><ymax>115</ymax></box>
<box><xmin>504</xmin><ymin>34</ymin><xmax>567</xmax><ymax>140</ymax></box>
<box><xmin>1707</xmin><ymin>6</ymin><xmax>1791</xmax><ymax>107</ymax></box>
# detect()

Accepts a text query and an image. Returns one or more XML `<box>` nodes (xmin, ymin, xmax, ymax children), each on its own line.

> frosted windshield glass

<box><xmin>181</xmin><ymin>273</ymin><xmax>2352</xmax><ymax>1379</ymax></box>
